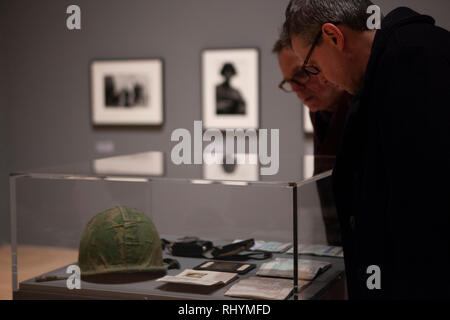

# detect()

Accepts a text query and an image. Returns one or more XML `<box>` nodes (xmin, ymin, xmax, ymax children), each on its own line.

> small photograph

<box><xmin>202</xmin><ymin>48</ymin><xmax>259</xmax><ymax>129</ymax></box>
<box><xmin>185</xmin><ymin>272</ymin><xmax>208</xmax><ymax>279</ymax></box>
<box><xmin>104</xmin><ymin>74</ymin><xmax>149</xmax><ymax>108</ymax></box>
<box><xmin>91</xmin><ymin>59</ymin><xmax>163</xmax><ymax>125</ymax></box>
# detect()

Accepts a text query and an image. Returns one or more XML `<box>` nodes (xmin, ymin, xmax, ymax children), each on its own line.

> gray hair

<box><xmin>283</xmin><ymin>0</ymin><xmax>375</xmax><ymax>45</ymax></box>
<box><xmin>272</xmin><ymin>29</ymin><xmax>291</xmax><ymax>54</ymax></box>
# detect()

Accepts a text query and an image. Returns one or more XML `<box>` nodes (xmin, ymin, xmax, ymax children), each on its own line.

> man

<box><xmin>273</xmin><ymin>38</ymin><xmax>353</xmax><ymax>246</ymax></box>
<box><xmin>283</xmin><ymin>0</ymin><xmax>450</xmax><ymax>299</ymax></box>
<box><xmin>273</xmin><ymin>38</ymin><xmax>353</xmax><ymax>156</ymax></box>
<box><xmin>216</xmin><ymin>63</ymin><xmax>246</xmax><ymax>115</ymax></box>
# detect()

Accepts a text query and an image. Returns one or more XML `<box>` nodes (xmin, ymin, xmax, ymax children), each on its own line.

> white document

<box><xmin>156</xmin><ymin>269</ymin><xmax>238</xmax><ymax>287</ymax></box>
<box><xmin>225</xmin><ymin>276</ymin><xmax>307</xmax><ymax>300</ymax></box>
<box><xmin>257</xmin><ymin>258</ymin><xmax>331</xmax><ymax>281</ymax></box>
<box><xmin>233</xmin><ymin>239</ymin><xmax>292</xmax><ymax>253</ymax></box>
<box><xmin>287</xmin><ymin>244</ymin><xmax>344</xmax><ymax>258</ymax></box>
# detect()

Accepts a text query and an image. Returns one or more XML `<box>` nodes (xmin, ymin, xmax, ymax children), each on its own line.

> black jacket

<box><xmin>332</xmin><ymin>7</ymin><xmax>450</xmax><ymax>299</ymax></box>
<box><xmin>309</xmin><ymin>94</ymin><xmax>352</xmax><ymax>246</ymax></box>
<box><xmin>310</xmin><ymin>92</ymin><xmax>353</xmax><ymax>157</ymax></box>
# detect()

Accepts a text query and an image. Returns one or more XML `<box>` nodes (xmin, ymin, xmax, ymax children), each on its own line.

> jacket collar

<box><xmin>357</xmin><ymin>7</ymin><xmax>435</xmax><ymax>106</ymax></box>
<box><xmin>380</xmin><ymin>7</ymin><xmax>435</xmax><ymax>36</ymax></box>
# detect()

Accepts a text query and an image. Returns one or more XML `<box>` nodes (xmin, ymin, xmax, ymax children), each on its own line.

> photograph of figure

<box><xmin>215</xmin><ymin>63</ymin><xmax>246</xmax><ymax>115</ymax></box>
<box><xmin>91</xmin><ymin>59</ymin><xmax>163</xmax><ymax>125</ymax></box>
<box><xmin>202</xmin><ymin>48</ymin><xmax>259</xmax><ymax>129</ymax></box>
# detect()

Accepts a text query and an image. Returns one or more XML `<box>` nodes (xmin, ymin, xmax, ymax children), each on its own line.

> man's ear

<box><xmin>322</xmin><ymin>23</ymin><xmax>344</xmax><ymax>51</ymax></box>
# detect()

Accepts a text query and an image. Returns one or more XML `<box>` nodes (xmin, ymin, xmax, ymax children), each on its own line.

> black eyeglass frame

<box><xmin>279</xmin><ymin>23</ymin><xmax>341</xmax><ymax>93</ymax></box>
<box><xmin>302</xmin><ymin>22</ymin><xmax>342</xmax><ymax>74</ymax></box>
<box><xmin>302</xmin><ymin>28</ymin><xmax>323</xmax><ymax>75</ymax></box>
<box><xmin>278</xmin><ymin>29</ymin><xmax>322</xmax><ymax>92</ymax></box>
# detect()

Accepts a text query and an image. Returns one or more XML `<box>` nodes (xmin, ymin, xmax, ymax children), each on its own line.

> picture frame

<box><xmin>303</xmin><ymin>104</ymin><xmax>313</xmax><ymax>134</ymax></box>
<box><xmin>93</xmin><ymin>151</ymin><xmax>165</xmax><ymax>177</ymax></box>
<box><xmin>91</xmin><ymin>59</ymin><xmax>164</xmax><ymax>125</ymax></box>
<box><xmin>202</xmin><ymin>48</ymin><xmax>259</xmax><ymax>129</ymax></box>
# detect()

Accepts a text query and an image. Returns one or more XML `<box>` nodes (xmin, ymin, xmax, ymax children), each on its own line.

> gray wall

<box><xmin>1</xmin><ymin>0</ymin><xmax>450</xmax><ymax>244</ymax></box>
<box><xmin>1</xmin><ymin>0</ymin><xmax>299</xmax><ymax>244</ymax></box>
<box><xmin>374</xmin><ymin>0</ymin><xmax>450</xmax><ymax>28</ymax></box>
<box><xmin>1</xmin><ymin>1</ymin><xmax>10</xmax><ymax>245</ymax></box>
<box><xmin>2</xmin><ymin>0</ymin><xmax>300</xmax><ymax>173</ymax></box>
<box><xmin>0</xmin><ymin>70</ymin><xmax>7</xmax><ymax>245</ymax></box>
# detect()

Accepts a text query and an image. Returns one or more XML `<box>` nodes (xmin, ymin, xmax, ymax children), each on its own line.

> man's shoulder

<box><xmin>367</xmin><ymin>8</ymin><xmax>448</xmax><ymax>86</ymax></box>
<box><xmin>375</xmin><ymin>23</ymin><xmax>450</xmax><ymax>75</ymax></box>
<box><xmin>382</xmin><ymin>9</ymin><xmax>450</xmax><ymax>57</ymax></box>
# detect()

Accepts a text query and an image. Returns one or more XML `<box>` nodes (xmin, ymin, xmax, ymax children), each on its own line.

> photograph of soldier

<box><xmin>215</xmin><ymin>63</ymin><xmax>246</xmax><ymax>115</ymax></box>
<box><xmin>104</xmin><ymin>74</ymin><xmax>149</xmax><ymax>108</ymax></box>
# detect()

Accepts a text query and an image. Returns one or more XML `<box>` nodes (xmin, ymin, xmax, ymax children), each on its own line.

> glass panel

<box><xmin>10</xmin><ymin>153</ymin><xmax>339</xmax><ymax>299</ymax></box>
<box><xmin>11</xmin><ymin>151</ymin><xmax>335</xmax><ymax>186</ymax></box>
<box><xmin>294</xmin><ymin>173</ymin><xmax>346</xmax><ymax>300</ymax></box>
<box><xmin>11</xmin><ymin>174</ymin><xmax>293</xmax><ymax>299</ymax></box>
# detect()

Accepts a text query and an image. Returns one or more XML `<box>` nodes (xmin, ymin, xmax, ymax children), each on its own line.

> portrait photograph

<box><xmin>91</xmin><ymin>59</ymin><xmax>163</xmax><ymax>125</ymax></box>
<box><xmin>202</xmin><ymin>48</ymin><xmax>259</xmax><ymax>129</ymax></box>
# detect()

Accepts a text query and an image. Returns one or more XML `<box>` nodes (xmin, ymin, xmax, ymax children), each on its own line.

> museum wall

<box><xmin>0</xmin><ymin>103</ymin><xmax>7</xmax><ymax>245</ymax></box>
<box><xmin>376</xmin><ymin>0</ymin><xmax>450</xmax><ymax>28</ymax></box>
<box><xmin>0</xmin><ymin>98</ymin><xmax>8</xmax><ymax>246</ymax></box>
<box><xmin>1</xmin><ymin>0</ymin><xmax>450</xmax><ymax>245</ymax></box>
<box><xmin>0</xmin><ymin>2</ymin><xmax>10</xmax><ymax>245</ymax></box>
<box><xmin>2</xmin><ymin>0</ymin><xmax>301</xmax><ymax>174</ymax></box>
<box><xmin>1</xmin><ymin>0</ymin><xmax>302</xmax><ymax>246</ymax></box>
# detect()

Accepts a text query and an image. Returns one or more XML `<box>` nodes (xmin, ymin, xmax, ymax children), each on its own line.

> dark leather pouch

<box><xmin>171</xmin><ymin>239</ymin><xmax>213</xmax><ymax>258</ymax></box>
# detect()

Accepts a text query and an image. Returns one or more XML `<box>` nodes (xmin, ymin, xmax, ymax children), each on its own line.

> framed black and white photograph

<box><xmin>91</xmin><ymin>59</ymin><xmax>163</xmax><ymax>125</ymax></box>
<box><xmin>202</xmin><ymin>48</ymin><xmax>259</xmax><ymax>129</ymax></box>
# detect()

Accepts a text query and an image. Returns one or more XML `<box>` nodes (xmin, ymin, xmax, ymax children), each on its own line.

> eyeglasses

<box><xmin>278</xmin><ymin>29</ymin><xmax>323</xmax><ymax>93</ymax></box>
<box><xmin>278</xmin><ymin>69</ymin><xmax>315</xmax><ymax>92</ymax></box>
<box><xmin>303</xmin><ymin>28</ymin><xmax>323</xmax><ymax>74</ymax></box>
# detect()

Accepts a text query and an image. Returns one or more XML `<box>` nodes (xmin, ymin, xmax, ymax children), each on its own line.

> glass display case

<box><xmin>9</xmin><ymin>151</ymin><xmax>344</xmax><ymax>300</ymax></box>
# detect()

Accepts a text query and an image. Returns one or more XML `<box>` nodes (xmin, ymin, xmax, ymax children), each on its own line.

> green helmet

<box><xmin>78</xmin><ymin>206</ymin><xmax>166</xmax><ymax>276</ymax></box>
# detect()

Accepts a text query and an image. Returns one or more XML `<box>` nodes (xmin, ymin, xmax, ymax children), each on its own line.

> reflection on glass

<box><xmin>92</xmin><ymin>151</ymin><xmax>164</xmax><ymax>176</ymax></box>
<box><xmin>203</xmin><ymin>152</ymin><xmax>259</xmax><ymax>182</ymax></box>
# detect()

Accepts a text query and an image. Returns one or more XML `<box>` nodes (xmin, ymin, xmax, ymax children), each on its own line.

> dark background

<box><xmin>1</xmin><ymin>0</ymin><xmax>450</xmax><ymax>244</ymax></box>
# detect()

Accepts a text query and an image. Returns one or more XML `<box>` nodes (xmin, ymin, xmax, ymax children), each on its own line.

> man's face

<box><xmin>291</xmin><ymin>34</ymin><xmax>352</xmax><ymax>94</ymax></box>
<box><xmin>277</xmin><ymin>47</ymin><xmax>345</xmax><ymax>112</ymax></box>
